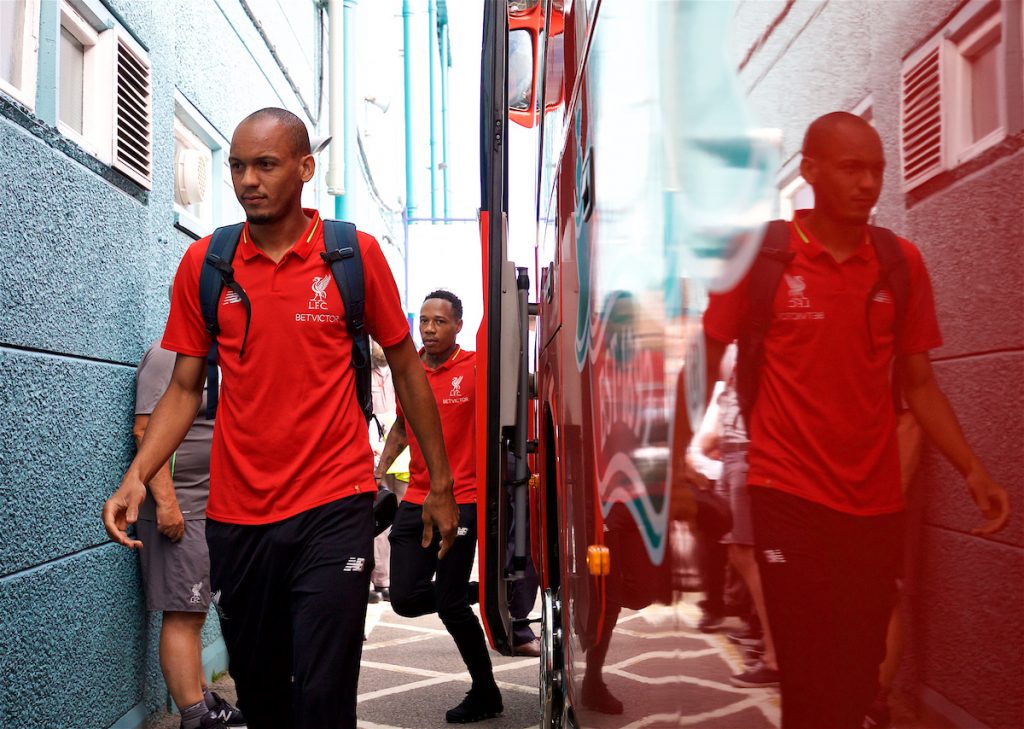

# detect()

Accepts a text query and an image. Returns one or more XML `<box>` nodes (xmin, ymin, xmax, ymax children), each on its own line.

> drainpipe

<box><xmin>440</xmin><ymin>21</ymin><xmax>450</xmax><ymax>220</ymax></box>
<box><xmin>403</xmin><ymin>0</ymin><xmax>414</xmax><ymax>219</ymax></box>
<box><xmin>327</xmin><ymin>0</ymin><xmax>345</xmax><ymax>216</ymax></box>
<box><xmin>428</xmin><ymin>0</ymin><xmax>437</xmax><ymax>219</ymax></box>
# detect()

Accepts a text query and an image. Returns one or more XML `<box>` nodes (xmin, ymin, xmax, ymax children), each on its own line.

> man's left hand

<box><xmin>966</xmin><ymin>466</ymin><xmax>1011</xmax><ymax>536</ymax></box>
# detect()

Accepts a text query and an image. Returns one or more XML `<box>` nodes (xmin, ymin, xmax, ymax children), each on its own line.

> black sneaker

<box><xmin>207</xmin><ymin>693</ymin><xmax>246</xmax><ymax>728</ymax></box>
<box><xmin>379</xmin><ymin>586</ymin><xmax>390</xmax><ymax>601</ymax></box>
<box><xmin>581</xmin><ymin>680</ymin><xmax>624</xmax><ymax>715</ymax></box>
<box><xmin>368</xmin><ymin>588</ymin><xmax>382</xmax><ymax>604</ymax></box>
<box><xmin>697</xmin><ymin>611</ymin><xmax>724</xmax><ymax>633</ymax></box>
<box><xmin>445</xmin><ymin>686</ymin><xmax>503</xmax><ymax>723</ymax></box>
<box><xmin>729</xmin><ymin>661</ymin><xmax>780</xmax><ymax>688</ymax></box>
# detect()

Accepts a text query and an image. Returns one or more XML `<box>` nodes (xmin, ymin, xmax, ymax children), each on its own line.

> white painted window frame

<box><xmin>57</xmin><ymin>0</ymin><xmax>114</xmax><ymax>163</ymax></box>
<box><xmin>945</xmin><ymin>10</ymin><xmax>1007</xmax><ymax>165</ymax></box>
<box><xmin>174</xmin><ymin>91</ymin><xmax>242</xmax><ymax>237</ymax></box>
<box><xmin>0</xmin><ymin>0</ymin><xmax>41</xmax><ymax>109</ymax></box>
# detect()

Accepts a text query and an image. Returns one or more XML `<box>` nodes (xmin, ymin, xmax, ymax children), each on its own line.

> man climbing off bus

<box><xmin>376</xmin><ymin>289</ymin><xmax>504</xmax><ymax>724</ymax></box>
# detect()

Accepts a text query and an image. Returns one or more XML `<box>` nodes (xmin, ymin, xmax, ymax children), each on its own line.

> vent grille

<box><xmin>901</xmin><ymin>46</ymin><xmax>942</xmax><ymax>188</ymax></box>
<box><xmin>114</xmin><ymin>37</ymin><xmax>152</xmax><ymax>188</ymax></box>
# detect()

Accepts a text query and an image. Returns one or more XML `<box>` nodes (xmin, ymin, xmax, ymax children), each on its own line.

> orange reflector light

<box><xmin>586</xmin><ymin>545</ymin><xmax>610</xmax><ymax>576</ymax></box>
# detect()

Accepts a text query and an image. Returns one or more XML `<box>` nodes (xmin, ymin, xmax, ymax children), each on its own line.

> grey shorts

<box><xmin>719</xmin><ymin>449</ymin><xmax>754</xmax><ymax>546</ymax></box>
<box><xmin>136</xmin><ymin>518</ymin><xmax>211</xmax><ymax>612</ymax></box>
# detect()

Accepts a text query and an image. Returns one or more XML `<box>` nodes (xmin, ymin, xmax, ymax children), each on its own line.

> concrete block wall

<box><xmin>732</xmin><ymin>1</ymin><xmax>1024</xmax><ymax>727</ymax></box>
<box><xmin>0</xmin><ymin>1</ymin><xmax>335</xmax><ymax>726</ymax></box>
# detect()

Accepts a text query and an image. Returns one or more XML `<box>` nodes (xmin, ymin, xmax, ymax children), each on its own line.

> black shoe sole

<box><xmin>445</xmin><ymin>710</ymin><xmax>503</xmax><ymax>724</ymax></box>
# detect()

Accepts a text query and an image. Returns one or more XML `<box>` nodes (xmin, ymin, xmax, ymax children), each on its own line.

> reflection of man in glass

<box><xmin>508</xmin><ymin>30</ymin><xmax>533</xmax><ymax>111</ymax></box>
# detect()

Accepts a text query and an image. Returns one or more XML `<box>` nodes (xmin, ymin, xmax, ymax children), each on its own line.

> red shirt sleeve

<box><xmin>703</xmin><ymin>277</ymin><xmax>750</xmax><ymax>344</ymax></box>
<box><xmin>897</xmin><ymin>238</ymin><xmax>943</xmax><ymax>355</ymax></box>
<box><xmin>359</xmin><ymin>232</ymin><xmax>410</xmax><ymax>348</ymax></box>
<box><xmin>161</xmin><ymin>238</ymin><xmax>212</xmax><ymax>357</ymax></box>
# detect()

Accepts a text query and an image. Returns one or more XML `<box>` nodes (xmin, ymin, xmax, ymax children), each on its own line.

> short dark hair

<box><xmin>801</xmin><ymin>111</ymin><xmax>876</xmax><ymax>159</ymax></box>
<box><xmin>239</xmin><ymin>107</ymin><xmax>311</xmax><ymax>156</ymax></box>
<box><xmin>423</xmin><ymin>289</ymin><xmax>463</xmax><ymax>320</ymax></box>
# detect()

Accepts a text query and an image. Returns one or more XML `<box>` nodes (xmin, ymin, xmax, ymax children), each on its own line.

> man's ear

<box><xmin>455</xmin><ymin>319</ymin><xmax>464</xmax><ymax>334</ymax></box>
<box><xmin>799</xmin><ymin>155</ymin><xmax>817</xmax><ymax>185</ymax></box>
<box><xmin>300</xmin><ymin>154</ymin><xmax>315</xmax><ymax>183</ymax></box>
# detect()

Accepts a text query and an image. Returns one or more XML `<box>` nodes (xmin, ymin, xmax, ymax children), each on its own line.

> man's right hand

<box><xmin>102</xmin><ymin>477</ymin><xmax>147</xmax><ymax>549</ymax></box>
<box><xmin>156</xmin><ymin>499</ymin><xmax>185</xmax><ymax>542</ymax></box>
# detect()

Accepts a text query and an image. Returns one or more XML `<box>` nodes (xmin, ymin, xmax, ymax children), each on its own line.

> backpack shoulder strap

<box><xmin>734</xmin><ymin>219</ymin><xmax>795</xmax><ymax>423</ymax></box>
<box><xmin>867</xmin><ymin>225</ymin><xmax>909</xmax><ymax>334</ymax></box>
<box><xmin>198</xmin><ymin>222</ymin><xmax>246</xmax><ymax>419</ymax></box>
<box><xmin>322</xmin><ymin>220</ymin><xmax>377</xmax><ymax>429</ymax></box>
<box><xmin>867</xmin><ymin>225</ymin><xmax>911</xmax><ymax>410</ymax></box>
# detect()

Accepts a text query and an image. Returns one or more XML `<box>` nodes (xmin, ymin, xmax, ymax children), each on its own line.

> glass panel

<box><xmin>0</xmin><ymin>1</ymin><xmax>27</xmax><ymax>87</ymax></box>
<box><xmin>969</xmin><ymin>37</ymin><xmax>1000</xmax><ymax>142</ymax></box>
<box><xmin>59</xmin><ymin>27</ymin><xmax>85</xmax><ymax>134</ymax></box>
<box><xmin>508</xmin><ymin>29</ymin><xmax>533</xmax><ymax>112</ymax></box>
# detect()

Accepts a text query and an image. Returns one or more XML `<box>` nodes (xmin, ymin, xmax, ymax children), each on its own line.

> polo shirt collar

<box><xmin>238</xmin><ymin>209</ymin><xmax>323</xmax><ymax>261</ymax></box>
<box><xmin>420</xmin><ymin>345</ymin><xmax>463</xmax><ymax>372</ymax></box>
<box><xmin>791</xmin><ymin>210</ymin><xmax>872</xmax><ymax>262</ymax></box>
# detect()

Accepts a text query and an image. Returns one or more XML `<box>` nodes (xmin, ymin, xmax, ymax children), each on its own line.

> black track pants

<box><xmin>207</xmin><ymin>494</ymin><xmax>374</xmax><ymax>729</ymax></box>
<box><xmin>750</xmin><ymin>486</ymin><xmax>903</xmax><ymax>729</ymax></box>
<box><xmin>388</xmin><ymin>502</ymin><xmax>497</xmax><ymax>690</ymax></box>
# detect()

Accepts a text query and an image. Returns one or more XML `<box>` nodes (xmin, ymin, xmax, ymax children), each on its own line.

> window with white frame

<box><xmin>53</xmin><ymin>1</ymin><xmax>152</xmax><ymax>188</ymax></box>
<box><xmin>174</xmin><ymin>118</ymin><xmax>214</xmax><ymax>232</ymax></box>
<box><xmin>174</xmin><ymin>93</ymin><xmax>242</xmax><ymax>237</ymax></box>
<box><xmin>1</xmin><ymin>0</ymin><xmax>40</xmax><ymax>108</ymax></box>
<box><xmin>901</xmin><ymin>0</ymin><xmax>1011</xmax><ymax>190</ymax></box>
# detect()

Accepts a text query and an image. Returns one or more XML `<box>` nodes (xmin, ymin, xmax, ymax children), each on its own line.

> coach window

<box><xmin>0</xmin><ymin>0</ymin><xmax>40</xmax><ymax>108</ymax></box>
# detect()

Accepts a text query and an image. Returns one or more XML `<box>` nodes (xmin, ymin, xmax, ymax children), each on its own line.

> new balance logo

<box><xmin>457</xmin><ymin>526</ymin><xmax>469</xmax><ymax>537</ymax></box>
<box><xmin>873</xmin><ymin>290</ymin><xmax>893</xmax><ymax>304</ymax></box>
<box><xmin>224</xmin><ymin>291</ymin><xmax>241</xmax><ymax>305</ymax></box>
<box><xmin>763</xmin><ymin>549</ymin><xmax>786</xmax><ymax>564</ymax></box>
<box><xmin>343</xmin><ymin>557</ymin><xmax>366</xmax><ymax>572</ymax></box>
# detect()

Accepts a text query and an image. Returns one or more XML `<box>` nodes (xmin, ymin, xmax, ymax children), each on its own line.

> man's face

<box><xmin>228</xmin><ymin>118</ymin><xmax>313</xmax><ymax>225</ymax></box>
<box><xmin>419</xmin><ymin>299</ymin><xmax>462</xmax><ymax>357</ymax></box>
<box><xmin>801</xmin><ymin>122</ymin><xmax>885</xmax><ymax>225</ymax></box>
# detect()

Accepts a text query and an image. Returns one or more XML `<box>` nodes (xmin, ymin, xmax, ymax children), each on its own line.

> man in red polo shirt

<box><xmin>375</xmin><ymin>290</ymin><xmax>503</xmax><ymax>724</ymax></box>
<box><xmin>103</xmin><ymin>108</ymin><xmax>458</xmax><ymax>729</ymax></box>
<box><xmin>703</xmin><ymin>112</ymin><xmax>1010</xmax><ymax>729</ymax></box>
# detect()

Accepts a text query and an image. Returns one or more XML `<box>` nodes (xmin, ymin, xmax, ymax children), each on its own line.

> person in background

<box><xmin>115</xmin><ymin>340</ymin><xmax>244</xmax><ymax>729</ymax></box>
<box><xmin>369</xmin><ymin>340</ymin><xmax>400</xmax><ymax>603</ymax></box>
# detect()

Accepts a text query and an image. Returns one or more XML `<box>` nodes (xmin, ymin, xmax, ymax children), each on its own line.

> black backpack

<box><xmin>197</xmin><ymin>219</ymin><xmax>374</xmax><ymax>424</ymax></box>
<box><xmin>734</xmin><ymin>219</ymin><xmax>910</xmax><ymax>425</ymax></box>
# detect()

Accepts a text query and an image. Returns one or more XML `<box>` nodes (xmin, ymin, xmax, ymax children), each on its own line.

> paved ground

<box><xmin>146</xmin><ymin>596</ymin><xmax>921</xmax><ymax>728</ymax></box>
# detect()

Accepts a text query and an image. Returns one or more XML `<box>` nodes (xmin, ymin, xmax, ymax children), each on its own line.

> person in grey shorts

<box><xmin>714</xmin><ymin>372</ymin><xmax>779</xmax><ymax>689</ymax></box>
<box><xmin>129</xmin><ymin>343</ymin><xmax>244</xmax><ymax>729</ymax></box>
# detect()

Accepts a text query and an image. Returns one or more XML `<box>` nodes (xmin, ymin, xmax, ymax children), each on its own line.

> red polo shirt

<box><xmin>704</xmin><ymin>212</ymin><xmax>942</xmax><ymax>515</ymax></box>
<box><xmin>399</xmin><ymin>347</ymin><xmax>477</xmax><ymax>505</ymax></box>
<box><xmin>162</xmin><ymin>210</ymin><xmax>410</xmax><ymax>524</ymax></box>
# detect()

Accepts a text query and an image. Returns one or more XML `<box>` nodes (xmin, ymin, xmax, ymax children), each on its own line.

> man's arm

<box><xmin>374</xmin><ymin>414</ymin><xmax>408</xmax><ymax>482</ymax></box>
<box><xmin>132</xmin><ymin>415</ymin><xmax>185</xmax><ymax>543</ymax></box>
<box><xmin>102</xmin><ymin>354</ymin><xmax>205</xmax><ymax>548</ymax></box>
<box><xmin>383</xmin><ymin>336</ymin><xmax>458</xmax><ymax>556</ymax></box>
<box><xmin>704</xmin><ymin>334</ymin><xmax>728</xmax><ymax>410</ymax></box>
<box><xmin>900</xmin><ymin>352</ymin><xmax>1010</xmax><ymax>535</ymax></box>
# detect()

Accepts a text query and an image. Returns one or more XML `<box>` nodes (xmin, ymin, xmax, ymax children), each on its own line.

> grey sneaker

<box><xmin>730</xmin><ymin>661</ymin><xmax>780</xmax><ymax>688</ymax></box>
